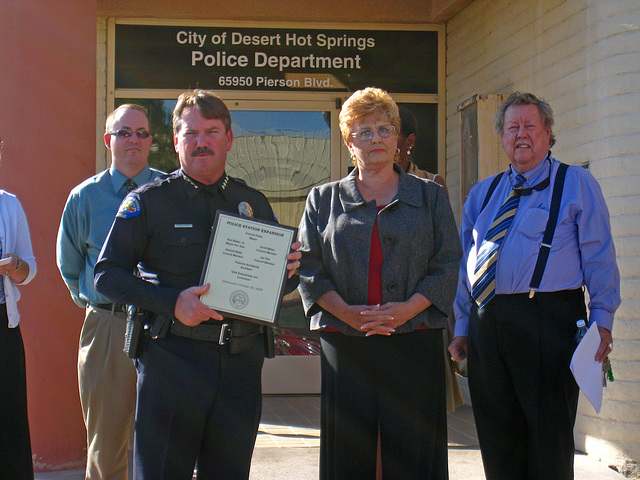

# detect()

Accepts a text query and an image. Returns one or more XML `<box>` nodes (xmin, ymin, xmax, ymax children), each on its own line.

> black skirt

<box><xmin>319</xmin><ymin>328</ymin><xmax>448</xmax><ymax>480</ymax></box>
<box><xmin>0</xmin><ymin>303</ymin><xmax>34</xmax><ymax>479</ymax></box>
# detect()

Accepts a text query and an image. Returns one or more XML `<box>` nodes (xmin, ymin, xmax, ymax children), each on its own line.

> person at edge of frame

<box><xmin>0</xmin><ymin>135</ymin><xmax>38</xmax><ymax>480</ymax></box>
<box><xmin>449</xmin><ymin>92</ymin><xmax>620</xmax><ymax>480</ymax></box>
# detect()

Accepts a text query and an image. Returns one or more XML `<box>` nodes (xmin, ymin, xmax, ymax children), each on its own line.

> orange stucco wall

<box><xmin>0</xmin><ymin>0</ymin><xmax>98</xmax><ymax>471</ymax></box>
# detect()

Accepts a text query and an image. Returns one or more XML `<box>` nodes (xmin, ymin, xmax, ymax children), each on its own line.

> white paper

<box><xmin>570</xmin><ymin>322</ymin><xmax>603</xmax><ymax>413</ymax></box>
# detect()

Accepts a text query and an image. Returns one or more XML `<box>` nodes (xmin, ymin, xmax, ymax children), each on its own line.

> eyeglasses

<box><xmin>108</xmin><ymin>129</ymin><xmax>151</xmax><ymax>139</ymax></box>
<box><xmin>350</xmin><ymin>125</ymin><xmax>396</xmax><ymax>142</ymax></box>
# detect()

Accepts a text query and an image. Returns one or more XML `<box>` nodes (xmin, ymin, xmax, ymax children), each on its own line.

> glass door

<box><xmin>227</xmin><ymin>107</ymin><xmax>334</xmax><ymax>394</ymax></box>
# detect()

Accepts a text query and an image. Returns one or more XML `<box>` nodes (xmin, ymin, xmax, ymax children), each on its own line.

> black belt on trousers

<box><xmin>89</xmin><ymin>303</ymin><xmax>127</xmax><ymax>314</ymax></box>
<box><xmin>170</xmin><ymin>321</ymin><xmax>232</xmax><ymax>345</ymax></box>
<box><xmin>472</xmin><ymin>288</ymin><xmax>585</xmax><ymax>309</ymax></box>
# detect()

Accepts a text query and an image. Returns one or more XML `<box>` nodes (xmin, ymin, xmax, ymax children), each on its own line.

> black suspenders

<box><xmin>528</xmin><ymin>163</ymin><xmax>569</xmax><ymax>297</ymax></box>
<box><xmin>479</xmin><ymin>163</ymin><xmax>570</xmax><ymax>298</ymax></box>
<box><xmin>481</xmin><ymin>172</ymin><xmax>504</xmax><ymax>211</ymax></box>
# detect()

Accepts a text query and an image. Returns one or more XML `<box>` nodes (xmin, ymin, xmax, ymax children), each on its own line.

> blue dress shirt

<box><xmin>454</xmin><ymin>156</ymin><xmax>620</xmax><ymax>336</ymax></box>
<box><xmin>57</xmin><ymin>165</ymin><xmax>164</xmax><ymax>307</ymax></box>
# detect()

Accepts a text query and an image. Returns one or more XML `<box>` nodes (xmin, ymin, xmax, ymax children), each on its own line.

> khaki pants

<box><xmin>78</xmin><ymin>306</ymin><xmax>137</xmax><ymax>480</ymax></box>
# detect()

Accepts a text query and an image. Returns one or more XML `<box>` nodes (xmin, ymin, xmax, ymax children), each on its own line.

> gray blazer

<box><xmin>297</xmin><ymin>165</ymin><xmax>462</xmax><ymax>335</ymax></box>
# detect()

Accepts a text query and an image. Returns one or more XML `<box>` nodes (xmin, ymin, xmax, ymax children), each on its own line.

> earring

<box><xmin>407</xmin><ymin>148</ymin><xmax>412</xmax><ymax>157</ymax></box>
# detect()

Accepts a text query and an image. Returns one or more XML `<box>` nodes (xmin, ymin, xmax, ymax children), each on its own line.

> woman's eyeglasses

<box><xmin>350</xmin><ymin>125</ymin><xmax>396</xmax><ymax>142</ymax></box>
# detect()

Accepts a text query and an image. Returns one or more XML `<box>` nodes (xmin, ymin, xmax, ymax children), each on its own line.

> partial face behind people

<box><xmin>104</xmin><ymin>108</ymin><xmax>152</xmax><ymax>175</ymax></box>
<box><xmin>347</xmin><ymin>110</ymin><xmax>398</xmax><ymax>170</ymax></box>
<box><xmin>500</xmin><ymin>104</ymin><xmax>551</xmax><ymax>173</ymax></box>
<box><xmin>395</xmin><ymin>131</ymin><xmax>416</xmax><ymax>166</ymax></box>
<box><xmin>174</xmin><ymin>106</ymin><xmax>233</xmax><ymax>185</ymax></box>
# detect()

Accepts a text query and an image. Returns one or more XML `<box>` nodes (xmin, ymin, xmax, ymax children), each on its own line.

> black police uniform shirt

<box><xmin>94</xmin><ymin>169</ymin><xmax>279</xmax><ymax>320</ymax></box>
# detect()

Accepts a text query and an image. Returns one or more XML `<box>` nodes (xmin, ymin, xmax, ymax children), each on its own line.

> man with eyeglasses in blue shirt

<box><xmin>56</xmin><ymin>104</ymin><xmax>163</xmax><ymax>480</ymax></box>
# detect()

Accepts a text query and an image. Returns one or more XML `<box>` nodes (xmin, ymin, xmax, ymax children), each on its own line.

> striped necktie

<box><xmin>124</xmin><ymin>178</ymin><xmax>137</xmax><ymax>193</ymax></box>
<box><xmin>471</xmin><ymin>173</ymin><xmax>526</xmax><ymax>308</ymax></box>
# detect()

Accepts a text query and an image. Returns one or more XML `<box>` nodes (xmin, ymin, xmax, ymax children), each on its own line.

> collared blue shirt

<box><xmin>57</xmin><ymin>165</ymin><xmax>164</xmax><ymax>307</ymax></box>
<box><xmin>454</xmin><ymin>155</ymin><xmax>620</xmax><ymax>335</ymax></box>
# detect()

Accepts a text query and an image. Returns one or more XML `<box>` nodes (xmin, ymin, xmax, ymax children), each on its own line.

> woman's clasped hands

<box><xmin>351</xmin><ymin>296</ymin><xmax>431</xmax><ymax>336</ymax></box>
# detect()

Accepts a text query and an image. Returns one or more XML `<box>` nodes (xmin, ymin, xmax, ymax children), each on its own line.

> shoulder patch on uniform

<box><xmin>116</xmin><ymin>196</ymin><xmax>141</xmax><ymax>218</ymax></box>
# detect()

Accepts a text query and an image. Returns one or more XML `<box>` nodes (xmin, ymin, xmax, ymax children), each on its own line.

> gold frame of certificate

<box><xmin>199</xmin><ymin>211</ymin><xmax>296</xmax><ymax>326</ymax></box>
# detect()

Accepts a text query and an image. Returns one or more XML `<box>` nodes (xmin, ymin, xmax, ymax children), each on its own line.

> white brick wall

<box><xmin>446</xmin><ymin>0</ymin><xmax>640</xmax><ymax>473</ymax></box>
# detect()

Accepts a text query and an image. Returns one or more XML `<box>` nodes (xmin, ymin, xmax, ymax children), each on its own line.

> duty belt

<box><xmin>89</xmin><ymin>303</ymin><xmax>127</xmax><ymax>315</ymax></box>
<box><xmin>169</xmin><ymin>321</ymin><xmax>232</xmax><ymax>345</ymax></box>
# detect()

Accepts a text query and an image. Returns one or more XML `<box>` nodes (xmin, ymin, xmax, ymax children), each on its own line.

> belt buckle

<box><xmin>219</xmin><ymin>324</ymin><xmax>231</xmax><ymax>345</ymax></box>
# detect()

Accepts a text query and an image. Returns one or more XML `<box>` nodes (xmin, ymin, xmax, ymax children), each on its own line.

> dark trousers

<box><xmin>468</xmin><ymin>289</ymin><xmax>586</xmax><ymax>480</ymax></box>
<box><xmin>134</xmin><ymin>333</ymin><xmax>265</xmax><ymax>480</ymax></box>
<box><xmin>320</xmin><ymin>329</ymin><xmax>448</xmax><ymax>480</ymax></box>
<box><xmin>0</xmin><ymin>304</ymin><xmax>34</xmax><ymax>480</ymax></box>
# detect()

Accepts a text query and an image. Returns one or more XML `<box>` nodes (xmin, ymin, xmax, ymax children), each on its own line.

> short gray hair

<box><xmin>494</xmin><ymin>92</ymin><xmax>556</xmax><ymax>148</ymax></box>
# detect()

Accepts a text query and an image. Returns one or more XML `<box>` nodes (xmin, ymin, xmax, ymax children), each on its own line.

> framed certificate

<box><xmin>199</xmin><ymin>211</ymin><xmax>297</xmax><ymax>326</ymax></box>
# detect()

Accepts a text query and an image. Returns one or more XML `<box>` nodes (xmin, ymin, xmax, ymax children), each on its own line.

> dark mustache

<box><xmin>191</xmin><ymin>147</ymin><xmax>214</xmax><ymax>156</ymax></box>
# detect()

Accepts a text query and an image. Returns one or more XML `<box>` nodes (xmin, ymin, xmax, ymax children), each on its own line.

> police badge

<box><xmin>238</xmin><ymin>201</ymin><xmax>253</xmax><ymax>218</ymax></box>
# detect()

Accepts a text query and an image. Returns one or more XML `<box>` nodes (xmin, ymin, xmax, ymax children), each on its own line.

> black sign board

<box><xmin>115</xmin><ymin>24</ymin><xmax>438</xmax><ymax>93</ymax></box>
